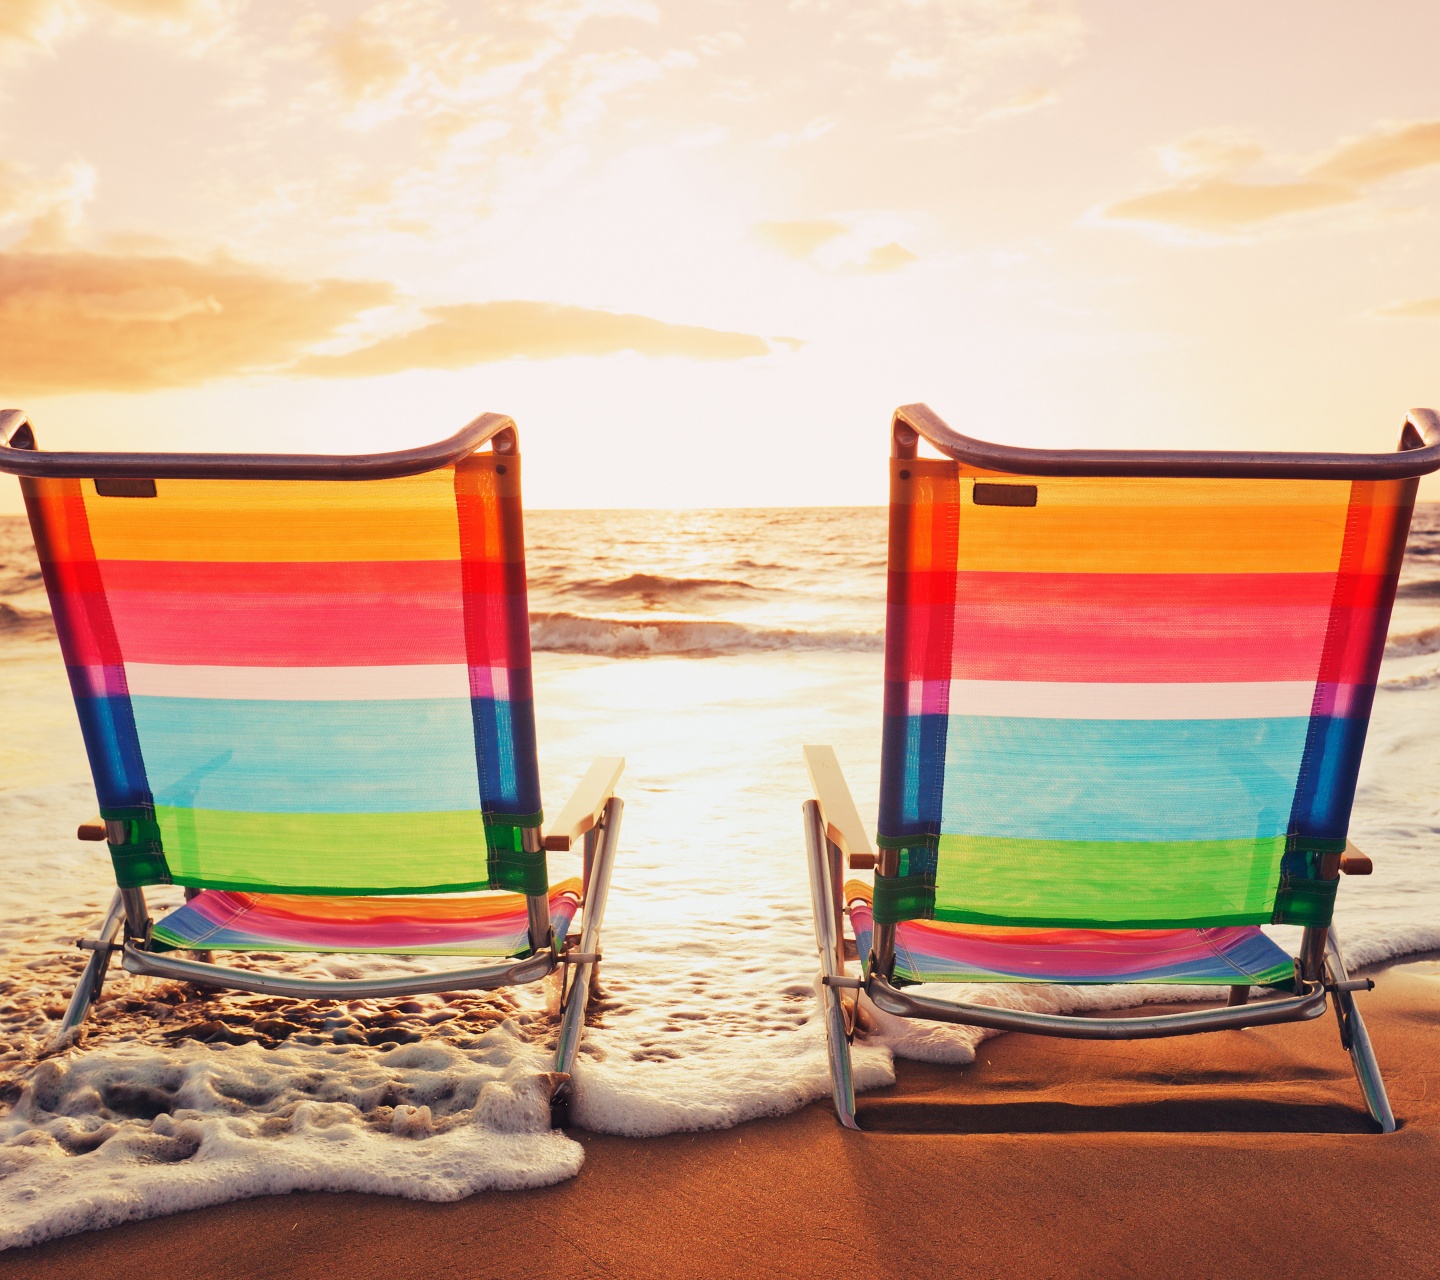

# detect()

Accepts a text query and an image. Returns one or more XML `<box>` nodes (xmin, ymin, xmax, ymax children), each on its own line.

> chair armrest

<box><xmin>802</xmin><ymin>745</ymin><xmax>875</xmax><ymax>869</ymax></box>
<box><xmin>1340</xmin><ymin>840</ymin><xmax>1373</xmax><ymax>875</ymax></box>
<box><xmin>543</xmin><ymin>757</ymin><xmax>625</xmax><ymax>851</ymax></box>
<box><xmin>77</xmin><ymin>817</ymin><xmax>106</xmax><ymax>842</ymax></box>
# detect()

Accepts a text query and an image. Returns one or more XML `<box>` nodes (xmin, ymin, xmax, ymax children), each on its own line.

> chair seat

<box><xmin>151</xmin><ymin>878</ymin><xmax>583</xmax><ymax>958</ymax></box>
<box><xmin>845</xmin><ymin>882</ymin><xmax>1295</xmax><ymax>988</ymax></box>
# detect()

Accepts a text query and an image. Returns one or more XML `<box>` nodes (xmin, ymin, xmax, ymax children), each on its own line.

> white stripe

<box><xmin>948</xmin><ymin>680</ymin><xmax>1316</xmax><ymax>720</ymax></box>
<box><xmin>125</xmin><ymin>663</ymin><xmax>472</xmax><ymax>701</ymax></box>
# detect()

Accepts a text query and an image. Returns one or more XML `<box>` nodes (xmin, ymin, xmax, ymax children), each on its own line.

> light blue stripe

<box><xmin>940</xmin><ymin>715</ymin><xmax>1308</xmax><ymax>842</ymax></box>
<box><xmin>130</xmin><ymin>696</ymin><xmax>484</xmax><ymax>813</ymax></box>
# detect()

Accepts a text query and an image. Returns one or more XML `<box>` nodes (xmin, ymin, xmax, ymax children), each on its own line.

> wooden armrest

<box><xmin>542</xmin><ymin>757</ymin><xmax>625</xmax><ymax>851</ymax></box>
<box><xmin>1340</xmin><ymin>840</ymin><xmax>1373</xmax><ymax>876</ymax></box>
<box><xmin>77</xmin><ymin>818</ymin><xmax>106</xmax><ymax>842</ymax></box>
<box><xmin>802</xmin><ymin>745</ymin><xmax>874</xmax><ymax>867</ymax></box>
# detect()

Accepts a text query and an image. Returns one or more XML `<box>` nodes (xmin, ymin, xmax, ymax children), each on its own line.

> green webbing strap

<box><xmin>1273</xmin><ymin>835</ymin><xmax>1345</xmax><ymax>927</ymax></box>
<box><xmin>101</xmin><ymin>806</ymin><xmax>171</xmax><ymax>887</ymax></box>
<box><xmin>1273</xmin><ymin>876</ymin><xmax>1339</xmax><ymax>927</ymax></box>
<box><xmin>875</xmin><ymin>833</ymin><xmax>938</xmax><ymax>851</ymax></box>
<box><xmin>872</xmin><ymin>873</ymin><xmax>935</xmax><ymax>925</ymax></box>
<box><xmin>1286</xmin><ymin>834</ymin><xmax>1348</xmax><ymax>856</ymax></box>
<box><xmin>486</xmin><ymin>818</ymin><xmax>548</xmax><ymax>895</ymax></box>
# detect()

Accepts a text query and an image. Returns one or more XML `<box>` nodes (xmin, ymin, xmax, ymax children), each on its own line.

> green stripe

<box><xmin>156</xmin><ymin>806</ymin><xmax>495</xmax><ymax>895</ymax></box>
<box><xmin>932</xmin><ymin>833</ymin><xmax>1284</xmax><ymax>930</ymax></box>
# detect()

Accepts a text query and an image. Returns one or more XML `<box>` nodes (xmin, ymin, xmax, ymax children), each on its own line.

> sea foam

<box><xmin>0</xmin><ymin>1030</ymin><xmax>581</xmax><ymax>1250</ymax></box>
<box><xmin>529</xmin><ymin>611</ymin><xmax>883</xmax><ymax>656</ymax></box>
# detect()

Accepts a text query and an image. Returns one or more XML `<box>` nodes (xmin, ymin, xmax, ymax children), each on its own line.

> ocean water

<box><xmin>0</xmin><ymin>504</ymin><xmax>1438</xmax><ymax>1246</ymax></box>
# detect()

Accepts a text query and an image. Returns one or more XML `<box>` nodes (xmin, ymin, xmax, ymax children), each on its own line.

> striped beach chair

<box><xmin>0</xmin><ymin>409</ymin><xmax>619</xmax><ymax>1111</ymax></box>
<box><xmin>804</xmin><ymin>402</ymin><xmax>1440</xmax><ymax>1132</ymax></box>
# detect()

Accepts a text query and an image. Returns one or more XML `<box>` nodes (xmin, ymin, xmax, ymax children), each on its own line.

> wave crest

<box><xmin>1385</xmin><ymin>625</ymin><xmax>1440</xmax><ymax>658</ymax></box>
<box><xmin>529</xmin><ymin>611</ymin><xmax>882</xmax><ymax>656</ymax></box>
<box><xmin>561</xmin><ymin>573</ymin><xmax>764</xmax><ymax>606</ymax></box>
<box><xmin>0</xmin><ymin>602</ymin><xmax>54</xmax><ymax>635</ymax></box>
<box><xmin>1380</xmin><ymin>665</ymin><xmax>1440</xmax><ymax>691</ymax></box>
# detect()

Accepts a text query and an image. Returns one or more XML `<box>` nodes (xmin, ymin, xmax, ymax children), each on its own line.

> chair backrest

<box><xmin>876</xmin><ymin>406</ymin><xmax>1438</xmax><ymax>933</ymax></box>
<box><xmin>16</xmin><ymin>417</ymin><xmax>543</xmax><ymax>897</ymax></box>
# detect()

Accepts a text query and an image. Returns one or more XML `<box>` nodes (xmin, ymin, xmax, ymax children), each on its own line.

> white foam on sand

<box><xmin>0</xmin><ymin>1029</ymin><xmax>582</xmax><ymax>1250</ymax></box>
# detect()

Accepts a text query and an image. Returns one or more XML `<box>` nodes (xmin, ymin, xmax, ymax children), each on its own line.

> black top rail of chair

<box><xmin>892</xmin><ymin>402</ymin><xmax>1440</xmax><ymax>480</ymax></box>
<box><xmin>0</xmin><ymin>409</ymin><xmax>517</xmax><ymax>480</ymax></box>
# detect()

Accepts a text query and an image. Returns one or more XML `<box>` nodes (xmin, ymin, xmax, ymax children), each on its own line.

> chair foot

<box><xmin>549</xmin><ymin>1084</ymin><xmax>573</xmax><ymax>1130</ymax></box>
<box><xmin>1336</xmin><ymin>988</ymin><xmax>1396</xmax><ymax>1132</ymax></box>
<box><xmin>1326</xmin><ymin>927</ymin><xmax>1396</xmax><ymax>1133</ymax></box>
<box><xmin>822</xmin><ymin>982</ymin><xmax>860</xmax><ymax>1130</ymax></box>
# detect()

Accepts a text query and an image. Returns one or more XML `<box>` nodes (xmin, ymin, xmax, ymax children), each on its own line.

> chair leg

<box><xmin>54</xmin><ymin>890</ymin><xmax>125</xmax><ymax>1042</ymax></box>
<box><xmin>804</xmin><ymin>800</ymin><xmax>859</xmax><ymax>1129</ymax></box>
<box><xmin>821</xmin><ymin>981</ymin><xmax>859</xmax><ymax>1130</ymax></box>
<box><xmin>1326</xmin><ymin>927</ymin><xmax>1397</xmax><ymax>1133</ymax></box>
<box><xmin>551</xmin><ymin>796</ymin><xmax>623</xmax><ymax>1127</ymax></box>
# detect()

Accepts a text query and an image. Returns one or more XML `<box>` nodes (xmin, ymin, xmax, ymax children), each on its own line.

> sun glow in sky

<box><xmin>1</xmin><ymin>0</ymin><xmax>1439</xmax><ymax>509</ymax></box>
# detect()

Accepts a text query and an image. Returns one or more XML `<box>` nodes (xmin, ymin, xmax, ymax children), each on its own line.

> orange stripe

<box><xmin>80</xmin><ymin>468</ymin><xmax>466</xmax><ymax>562</ymax></box>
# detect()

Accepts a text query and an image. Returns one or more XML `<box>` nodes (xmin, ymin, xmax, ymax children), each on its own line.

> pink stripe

<box><xmin>103</xmin><ymin>592</ymin><xmax>469</xmax><ymax>666</ymax></box>
<box><xmin>173</xmin><ymin>889</ymin><xmax>579</xmax><ymax>952</ymax></box>
<box><xmin>848</xmin><ymin>899</ymin><xmax>1290</xmax><ymax>983</ymax></box>
<box><xmin>947</xmin><ymin>601</ymin><xmax>1333</xmax><ymax>683</ymax></box>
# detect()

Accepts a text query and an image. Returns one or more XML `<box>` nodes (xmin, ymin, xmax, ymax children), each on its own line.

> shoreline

<box><xmin>7</xmin><ymin>959</ymin><xmax>1438</xmax><ymax>1278</ymax></box>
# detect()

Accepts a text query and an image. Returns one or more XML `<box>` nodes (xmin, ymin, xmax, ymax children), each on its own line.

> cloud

<box><xmin>753</xmin><ymin>218</ymin><xmax>919</xmax><ymax>273</ymax></box>
<box><xmin>752</xmin><ymin>220</ymin><xmax>847</xmax><ymax>259</ymax></box>
<box><xmin>289</xmin><ymin>301</ymin><xmax>773</xmax><ymax>376</ymax></box>
<box><xmin>1105</xmin><ymin>178</ymin><xmax>1350</xmax><ymax>232</ymax></box>
<box><xmin>327</xmin><ymin>18</ymin><xmax>411</xmax><ymax>104</ymax></box>
<box><xmin>1100</xmin><ymin>119</ymin><xmax>1440</xmax><ymax>235</ymax></box>
<box><xmin>859</xmin><ymin>242</ymin><xmax>918</xmax><ymax>273</ymax></box>
<box><xmin>0</xmin><ymin>251</ymin><xmax>393</xmax><ymax>394</ymax></box>
<box><xmin>1311</xmin><ymin>121</ymin><xmax>1440</xmax><ymax>187</ymax></box>
<box><xmin>1373</xmin><ymin>297</ymin><xmax>1440</xmax><ymax>320</ymax></box>
<box><xmin>0</xmin><ymin>0</ymin><xmax>220</xmax><ymax>48</ymax></box>
<box><xmin>0</xmin><ymin>160</ymin><xmax>96</xmax><ymax>245</ymax></box>
<box><xmin>0</xmin><ymin>0</ymin><xmax>63</xmax><ymax>46</ymax></box>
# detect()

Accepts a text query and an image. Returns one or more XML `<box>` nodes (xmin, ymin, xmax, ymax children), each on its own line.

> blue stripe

<box><xmin>72</xmin><ymin>690</ymin><xmax>152</xmax><ymax>810</ymax></box>
<box><xmin>471</xmin><ymin>693</ymin><xmax>541</xmax><ymax>817</ymax></box>
<box><xmin>878</xmin><ymin>704</ymin><xmax>947</xmax><ymax>843</ymax></box>
<box><xmin>1290</xmin><ymin>713</ymin><xmax>1373</xmax><ymax>842</ymax></box>
<box><xmin>129</xmin><ymin>696</ymin><xmax>485</xmax><ymax>813</ymax></box>
<box><xmin>939</xmin><ymin>715</ymin><xmax>1309</xmax><ymax>842</ymax></box>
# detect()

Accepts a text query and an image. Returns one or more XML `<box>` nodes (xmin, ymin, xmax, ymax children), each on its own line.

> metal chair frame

<box><xmin>801</xmin><ymin>403</ymin><xmax>1440</xmax><ymax>1133</ymax></box>
<box><xmin>0</xmin><ymin>408</ymin><xmax>621</xmax><ymax>1104</ymax></box>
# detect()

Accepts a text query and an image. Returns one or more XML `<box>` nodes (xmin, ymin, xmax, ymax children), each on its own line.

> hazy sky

<box><xmin>1</xmin><ymin>0</ymin><xmax>1438</xmax><ymax>509</ymax></box>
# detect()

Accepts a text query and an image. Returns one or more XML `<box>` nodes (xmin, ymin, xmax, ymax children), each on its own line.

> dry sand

<box><xmin>6</xmin><ymin>963</ymin><xmax>1439</xmax><ymax>1279</ymax></box>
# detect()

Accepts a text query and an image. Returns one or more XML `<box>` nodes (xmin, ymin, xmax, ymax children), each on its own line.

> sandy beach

<box><xmin>6</xmin><ymin>961</ymin><xmax>1436</xmax><ymax>1279</ymax></box>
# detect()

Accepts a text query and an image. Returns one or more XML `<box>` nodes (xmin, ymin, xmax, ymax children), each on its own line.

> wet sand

<box><xmin>7</xmin><ymin>963</ymin><xmax>1438</xmax><ymax>1279</ymax></box>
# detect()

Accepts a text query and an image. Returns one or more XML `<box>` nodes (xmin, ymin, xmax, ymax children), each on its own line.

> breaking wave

<box><xmin>0</xmin><ymin>603</ymin><xmax>52</xmax><ymax>635</ymax></box>
<box><xmin>561</xmin><ymin>573</ymin><xmax>766</xmax><ymax>605</ymax></box>
<box><xmin>1385</xmin><ymin>625</ymin><xmax>1440</xmax><ymax>659</ymax></box>
<box><xmin>1380</xmin><ymin>665</ymin><xmax>1440</xmax><ymax>691</ymax></box>
<box><xmin>528</xmin><ymin>611</ymin><xmax>882</xmax><ymax>656</ymax></box>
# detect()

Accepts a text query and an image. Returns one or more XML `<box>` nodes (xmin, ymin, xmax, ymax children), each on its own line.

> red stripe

<box><xmin>948</xmin><ymin>571</ymin><xmax>1339</xmax><ymax>609</ymax></box>
<box><xmin>106</xmin><ymin>593</ymin><xmax>474</xmax><ymax>665</ymax></box>
<box><xmin>38</xmin><ymin>559</ymin><xmax>528</xmax><ymax>666</ymax></box>
<box><xmin>893</xmin><ymin>570</ymin><xmax>1380</xmax><ymax>683</ymax></box>
<box><xmin>1316</xmin><ymin>484</ymin><xmax>1413</xmax><ymax>688</ymax></box>
<box><xmin>89</xmin><ymin>559</ymin><xmax>526</xmax><ymax>596</ymax></box>
<box><xmin>22</xmin><ymin>482</ymin><xmax>128</xmax><ymax>669</ymax></box>
<box><xmin>458</xmin><ymin>474</ymin><xmax>532</xmax><ymax>672</ymax></box>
